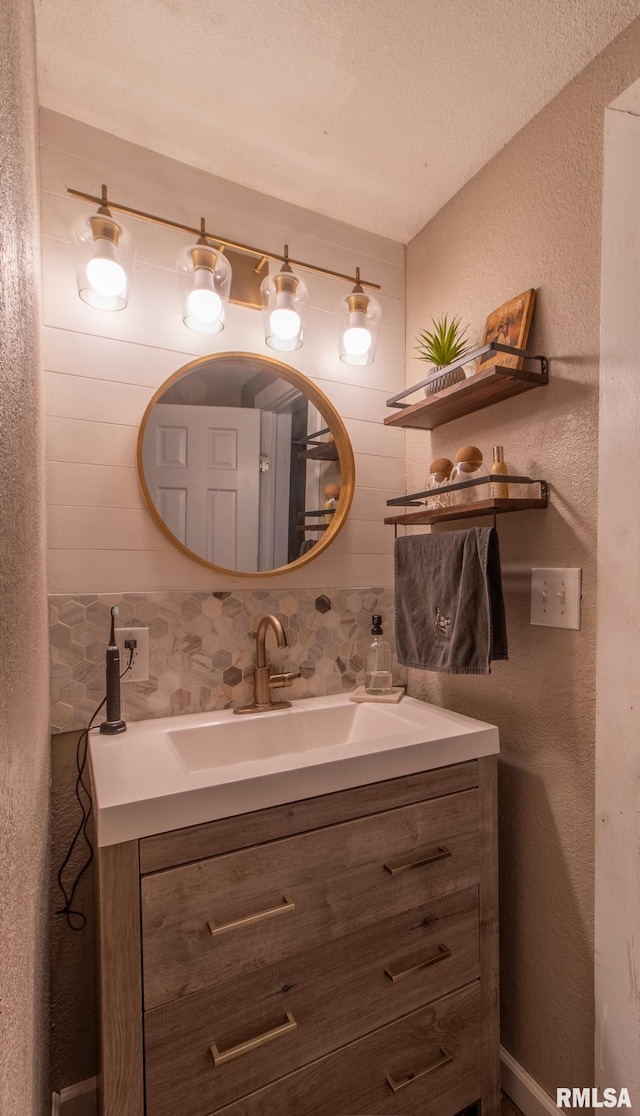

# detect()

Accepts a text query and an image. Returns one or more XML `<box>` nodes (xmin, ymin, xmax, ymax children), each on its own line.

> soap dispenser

<box><xmin>365</xmin><ymin>615</ymin><xmax>393</xmax><ymax>695</ymax></box>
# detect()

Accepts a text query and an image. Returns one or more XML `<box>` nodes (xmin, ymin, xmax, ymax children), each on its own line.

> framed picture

<box><xmin>478</xmin><ymin>288</ymin><xmax>536</xmax><ymax>371</ymax></box>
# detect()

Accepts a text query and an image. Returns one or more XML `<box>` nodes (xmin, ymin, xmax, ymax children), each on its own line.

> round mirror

<box><xmin>137</xmin><ymin>352</ymin><xmax>355</xmax><ymax>576</ymax></box>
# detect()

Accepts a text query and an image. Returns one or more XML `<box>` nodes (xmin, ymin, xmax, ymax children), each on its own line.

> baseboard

<box><xmin>501</xmin><ymin>1047</ymin><xmax>566</xmax><ymax>1115</ymax></box>
<box><xmin>51</xmin><ymin>1077</ymin><xmax>98</xmax><ymax>1116</ymax></box>
<box><xmin>54</xmin><ymin>1060</ymin><xmax>563</xmax><ymax>1116</ymax></box>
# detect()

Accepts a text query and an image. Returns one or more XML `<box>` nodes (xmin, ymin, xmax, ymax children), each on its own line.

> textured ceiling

<box><xmin>35</xmin><ymin>0</ymin><xmax>640</xmax><ymax>242</ymax></box>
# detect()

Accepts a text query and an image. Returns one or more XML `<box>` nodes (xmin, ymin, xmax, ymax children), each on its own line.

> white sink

<box><xmin>89</xmin><ymin>693</ymin><xmax>499</xmax><ymax>847</ymax></box>
<box><xmin>167</xmin><ymin>701</ymin><xmax>427</xmax><ymax>773</ymax></box>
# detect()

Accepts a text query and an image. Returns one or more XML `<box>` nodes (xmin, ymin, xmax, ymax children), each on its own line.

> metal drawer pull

<box><xmin>384</xmin><ymin>943</ymin><xmax>452</xmax><ymax>982</ymax></box>
<box><xmin>385</xmin><ymin>1047</ymin><xmax>453</xmax><ymax>1092</ymax></box>
<box><xmin>210</xmin><ymin>1011</ymin><xmax>297</xmax><ymax>1066</ymax></box>
<box><xmin>207</xmin><ymin>895</ymin><xmax>295</xmax><ymax>936</ymax></box>
<box><xmin>383</xmin><ymin>846</ymin><xmax>451</xmax><ymax>875</ymax></box>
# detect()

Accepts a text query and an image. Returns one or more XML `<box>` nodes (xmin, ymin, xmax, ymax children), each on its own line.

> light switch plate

<box><xmin>530</xmin><ymin>568</ymin><xmax>582</xmax><ymax>630</ymax></box>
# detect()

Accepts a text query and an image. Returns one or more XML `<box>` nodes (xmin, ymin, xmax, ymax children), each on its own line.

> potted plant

<box><xmin>415</xmin><ymin>315</ymin><xmax>471</xmax><ymax>396</ymax></box>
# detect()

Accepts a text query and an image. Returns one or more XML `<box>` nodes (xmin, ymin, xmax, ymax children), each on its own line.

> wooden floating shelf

<box><xmin>384</xmin><ymin>363</ymin><xmax>548</xmax><ymax>431</ymax></box>
<box><xmin>295</xmin><ymin>523</ymin><xmax>329</xmax><ymax>532</ymax></box>
<box><xmin>384</xmin><ymin>496</ymin><xmax>548</xmax><ymax>528</ymax></box>
<box><xmin>298</xmin><ymin>443</ymin><xmax>338</xmax><ymax>461</ymax></box>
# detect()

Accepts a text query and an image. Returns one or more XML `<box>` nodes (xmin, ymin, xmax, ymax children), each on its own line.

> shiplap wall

<box><xmin>40</xmin><ymin>109</ymin><xmax>405</xmax><ymax>593</ymax></box>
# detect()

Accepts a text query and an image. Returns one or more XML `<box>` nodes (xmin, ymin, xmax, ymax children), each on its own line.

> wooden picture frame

<box><xmin>478</xmin><ymin>288</ymin><xmax>536</xmax><ymax>371</ymax></box>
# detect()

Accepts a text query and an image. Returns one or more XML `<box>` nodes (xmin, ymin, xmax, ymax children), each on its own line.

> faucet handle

<box><xmin>269</xmin><ymin>671</ymin><xmax>301</xmax><ymax>689</ymax></box>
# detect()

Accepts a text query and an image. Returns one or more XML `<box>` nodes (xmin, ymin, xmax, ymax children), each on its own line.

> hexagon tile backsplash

<box><xmin>49</xmin><ymin>588</ymin><xmax>403</xmax><ymax>734</ymax></box>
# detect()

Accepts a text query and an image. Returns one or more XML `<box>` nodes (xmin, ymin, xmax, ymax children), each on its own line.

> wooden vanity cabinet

<box><xmin>96</xmin><ymin>756</ymin><xmax>499</xmax><ymax>1116</ymax></box>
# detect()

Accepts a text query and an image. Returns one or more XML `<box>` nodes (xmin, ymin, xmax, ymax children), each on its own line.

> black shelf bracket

<box><xmin>386</xmin><ymin>474</ymin><xmax>545</xmax><ymax>507</ymax></box>
<box><xmin>386</xmin><ymin>343</ymin><xmax>548</xmax><ymax>409</ymax></box>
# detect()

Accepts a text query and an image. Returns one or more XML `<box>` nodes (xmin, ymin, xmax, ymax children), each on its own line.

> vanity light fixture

<box><xmin>72</xmin><ymin>186</ymin><xmax>133</xmax><ymax>311</ymax></box>
<box><xmin>178</xmin><ymin>221</ymin><xmax>232</xmax><ymax>333</ymax></box>
<box><xmin>67</xmin><ymin>185</ymin><xmax>383</xmax><ymax>359</ymax></box>
<box><xmin>260</xmin><ymin>246</ymin><xmax>309</xmax><ymax>351</ymax></box>
<box><xmin>339</xmin><ymin>269</ymin><xmax>381</xmax><ymax>366</ymax></box>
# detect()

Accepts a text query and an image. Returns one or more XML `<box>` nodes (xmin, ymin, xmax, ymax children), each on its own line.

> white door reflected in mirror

<box><xmin>143</xmin><ymin>404</ymin><xmax>261</xmax><ymax>571</ymax></box>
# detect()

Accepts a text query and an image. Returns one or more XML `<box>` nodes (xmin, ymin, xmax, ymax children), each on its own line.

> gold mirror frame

<box><xmin>136</xmin><ymin>352</ymin><xmax>355</xmax><ymax>578</ymax></box>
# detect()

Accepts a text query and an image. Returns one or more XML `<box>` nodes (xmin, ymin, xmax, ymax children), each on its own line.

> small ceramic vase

<box><xmin>423</xmin><ymin>364</ymin><xmax>466</xmax><ymax>397</ymax></box>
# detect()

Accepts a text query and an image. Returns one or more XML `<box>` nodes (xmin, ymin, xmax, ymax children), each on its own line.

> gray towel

<box><xmin>394</xmin><ymin>527</ymin><xmax>508</xmax><ymax>674</ymax></box>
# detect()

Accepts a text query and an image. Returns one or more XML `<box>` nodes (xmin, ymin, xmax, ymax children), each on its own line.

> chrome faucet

<box><xmin>233</xmin><ymin>614</ymin><xmax>300</xmax><ymax>715</ymax></box>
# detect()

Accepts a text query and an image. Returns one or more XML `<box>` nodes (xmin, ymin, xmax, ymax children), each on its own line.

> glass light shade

<box><xmin>179</xmin><ymin>243</ymin><xmax>232</xmax><ymax>334</ymax></box>
<box><xmin>73</xmin><ymin>209</ymin><xmax>133</xmax><ymax>311</ymax></box>
<box><xmin>339</xmin><ymin>287</ymin><xmax>381</xmax><ymax>366</ymax></box>
<box><xmin>261</xmin><ymin>265</ymin><xmax>309</xmax><ymax>351</ymax></box>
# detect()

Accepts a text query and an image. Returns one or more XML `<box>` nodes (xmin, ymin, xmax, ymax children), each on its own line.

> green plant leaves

<box><xmin>415</xmin><ymin>314</ymin><xmax>470</xmax><ymax>366</ymax></box>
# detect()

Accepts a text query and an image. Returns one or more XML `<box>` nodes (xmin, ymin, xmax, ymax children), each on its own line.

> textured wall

<box><xmin>50</xmin><ymin>731</ymin><xmax>98</xmax><ymax>1092</ymax></box>
<box><xmin>0</xmin><ymin>1</ymin><xmax>50</xmax><ymax>1114</ymax></box>
<box><xmin>405</xmin><ymin>18</ymin><xmax>640</xmax><ymax>1098</ymax></box>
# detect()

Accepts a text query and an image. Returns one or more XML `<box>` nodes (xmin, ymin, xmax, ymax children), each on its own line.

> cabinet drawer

<box><xmin>142</xmin><ymin>790</ymin><xmax>479</xmax><ymax>1007</ymax></box>
<box><xmin>144</xmin><ymin>888</ymin><xmax>479</xmax><ymax>1116</ymax></box>
<box><xmin>139</xmin><ymin>763</ymin><xmax>480</xmax><ymax>873</ymax></box>
<box><xmin>212</xmin><ymin>981</ymin><xmax>481</xmax><ymax>1116</ymax></box>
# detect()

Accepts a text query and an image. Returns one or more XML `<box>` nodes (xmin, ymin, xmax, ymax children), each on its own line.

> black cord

<box><xmin>56</xmin><ymin>651</ymin><xmax>134</xmax><ymax>931</ymax></box>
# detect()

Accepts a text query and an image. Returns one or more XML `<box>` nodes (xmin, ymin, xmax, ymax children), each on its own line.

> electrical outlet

<box><xmin>114</xmin><ymin>627</ymin><xmax>149</xmax><ymax>682</ymax></box>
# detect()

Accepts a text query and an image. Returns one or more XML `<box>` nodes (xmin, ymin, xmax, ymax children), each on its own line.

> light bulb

<box><xmin>269</xmin><ymin>287</ymin><xmax>301</xmax><ymax>341</ymax></box>
<box><xmin>343</xmin><ymin>308</ymin><xmax>372</xmax><ymax>356</ymax></box>
<box><xmin>340</xmin><ymin>282</ymin><xmax>380</xmax><ymax>365</ymax></box>
<box><xmin>187</xmin><ymin>268</ymin><xmax>223</xmax><ymax>323</ymax></box>
<box><xmin>86</xmin><ymin>238</ymin><xmax>126</xmax><ymax>297</ymax></box>
<box><xmin>261</xmin><ymin>254</ymin><xmax>307</xmax><ymax>350</ymax></box>
<box><xmin>343</xmin><ymin>327</ymin><xmax>372</xmax><ymax>355</ymax></box>
<box><xmin>270</xmin><ymin>306</ymin><xmax>301</xmax><ymax>341</ymax></box>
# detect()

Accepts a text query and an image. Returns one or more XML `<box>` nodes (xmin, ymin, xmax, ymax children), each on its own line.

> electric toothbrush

<box><xmin>99</xmin><ymin>605</ymin><xmax>127</xmax><ymax>734</ymax></box>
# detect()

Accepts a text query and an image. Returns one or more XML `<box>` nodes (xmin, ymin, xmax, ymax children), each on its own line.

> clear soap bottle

<box><xmin>365</xmin><ymin>615</ymin><xmax>393</xmax><ymax>695</ymax></box>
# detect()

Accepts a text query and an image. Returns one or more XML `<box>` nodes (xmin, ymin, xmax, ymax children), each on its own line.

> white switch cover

<box><xmin>530</xmin><ymin>568</ymin><xmax>581</xmax><ymax>630</ymax></box>
<box><xmin>114</xmin><ymin>627</ymin><xmax>150</xmax><ymax>681</ymax></box>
